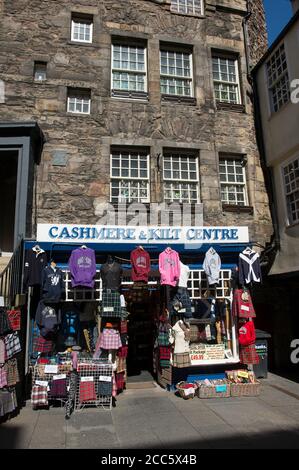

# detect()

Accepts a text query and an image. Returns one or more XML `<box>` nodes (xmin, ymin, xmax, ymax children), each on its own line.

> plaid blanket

<box><xmin>34</xmin><ymin>335</ymin><xmax>53</xmax><ymax>353</ymax></box>
<box><xmin>79</xmin><ymin>380</ymin><xmax>97</xmax><ymax>403</ymax></box>
<box><xmin>5</xmin><ymin>332</ymin><xmax>21</xmax><ymax>359</ymax></box>
<box><xmin>99</xmin><ymin>329</ymin><xmax>122</xmax><ymax>350</ymax></box>
<box><xmin>49</xmin><ymin>378</ymin><xmax>67</xmax><ymax>399</ymax></box>
<box><xmin>31</xmin><ymin>385</ymin><xmax>48</xmax><ymax>407</ymax></box>
<box><xmin>4</xmin><ymin>358</ymin><xmax>20</xmax><ymax>387</ymax></box>
<box><xmin>101</xmin><ymin>291</ymin><xmax>122</xmax><ymax>318</ymax></box>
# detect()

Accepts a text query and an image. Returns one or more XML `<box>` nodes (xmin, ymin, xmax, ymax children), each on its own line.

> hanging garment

<box><xmin>42</xmin><ymin>265</ymin><xmax>65</xmax><ymax>302</ymax></box>
<box><xmin>0</xmin><ymin>307</ymin><xmax>12</xmax><ymax>336</ymax></box>
<box><xmin>31</xmin><ymin>385</ymin><xmax>48</xmax><ymax>408</ymax></box>
<box><xmin>159</xmin><ymin>248</ymin><xmax>181</xmax><ymax>287</ymax></box>
<box><xmin>115</xmin><ymin>372</ymin><xmax>125</xmax><ymax>391</ymax></box>
<box><xmin>33</xmin><ymin>335</ymin><xmax>54</xmax><ymax>353</ymax></box>
<box><xmin>101</xmin><ymin>290</ymin><xmax>122</xmax><ymax>318</ymax></box>
<box><xmin>117</xmin><ymin>346</ymin><xmax>128</xmax><ymax>358</ymax></box>
<box><xmin>238</xmin><ymin>248</ymin><xmax>262</xmax><ymax>286</ymax></box>
<box><xmin>0</xmin><ymin>365</ymin><xmax>7</xmax><ymax>388</ymax></box>
<box><xmin>178</xmin><ymin>262</ymin><xmax>190</xmax><ymax>288</ymax></box>
<box><xmin>35</xmin><ymin>301</ymin><xmax>61</xmax><ymax>338</ymax></box>
<box><xmin>7</xmin><ymin>309</ymin><xmax>21</xmax><ymax>331</ymax></box>
<box><xmin>4</xmin><ymin>332</ymin><xmax>21</xmax><ymax>359</ymax></box>
<box><xmin>232</xmin><ymin>289</ymin><xmax>256</xmax><ymax>319</ymax></box>
<box><xmin>171</xmin><ymin>287</ymin><xmax>192</xmax><ymax>319</ymax></box>
<box><xmin>100</xmin><ymin>261</ymin><xmax>122</xmax><ymax>291</ymax></box>
<box><xmin>171</xmin><ymin>320</ymin><xmax>190</xmax><ymax>354</ymax></box>
<box><xmin>0</xmin><ymin>390</ymin><xmax>17</xmax><ymax>416</ymax></box>
<box><xmin>68</xmin><ymin>247</ymin><xmax>97</xmax><ymax>288</ymax></box>
<box><xmin>130</xmin><ymin>247</ymin><xmax>151</xmax><ymax>282</ymax></box>
<box><xmin>99</xmin><ymin>328</ymin><xmax>122</xmax><ymax>350</ymax></box>
<box><xmin>24</xmin><ymin>247</ymin><xmax>48</xmax><ymax>288</ymax></box>
<box><xmin>203</xmin><ymin>247</ymin><xmax>221</xmax><ymax>286</ymax></box>
<box><xmin>239</xmin><ymin>320</ymin><xmax>256</xmax><ymax>347</ymax></box>
<box><xmin>4</xmin><ymin>358</ymin><xmax>20</xmax><ymax>387</ymax></box>
<box><xmin>239</xmin><ymin>344</ymin><xmax>259</xmax><ymax>365</ymax></box>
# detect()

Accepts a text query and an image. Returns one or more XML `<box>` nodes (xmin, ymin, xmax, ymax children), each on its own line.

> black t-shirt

<box><xmin>100</xmin><ymin>262</ymin><xmax>123</xmax><ymax>290</ymax></box>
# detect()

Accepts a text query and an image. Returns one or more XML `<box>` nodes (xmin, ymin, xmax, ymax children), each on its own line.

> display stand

<box><xmin>75</xmin><ymin>358</ymin><xmax>113</xmax><ymax>411</ymax></box>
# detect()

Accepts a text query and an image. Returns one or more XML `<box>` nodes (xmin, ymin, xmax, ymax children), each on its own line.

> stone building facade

<box><xmin>0</xmin><ymin>0</ymin><xmax>272</xmax><ymax>248</ymax></box>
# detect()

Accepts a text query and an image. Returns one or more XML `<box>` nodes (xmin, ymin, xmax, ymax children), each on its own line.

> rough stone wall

<box><xmin>247</xmin><ymin>0</ymin><xmax>268</xmax><ymax>67</ymax></box>
<box><xmin>0</xmin><ymin>0</ymin><xmax>273</xmax><ymax>246</ymax></box>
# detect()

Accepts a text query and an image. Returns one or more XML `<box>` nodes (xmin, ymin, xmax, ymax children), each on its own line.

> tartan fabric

<box><xmin>116</xmin><ymin>357</ymin><xmax>126</xmax><ymax>373</ymax></box>
<box><xmin>7</xmin><ymin>309</ymin><xmax>21</xmax><ymax>331</ymax></box>
<box><xmin>160</xmin><ymin>359</ymin><xmax>170</xmax><ymax>368</ymax></box>
<box><xmin>99</xmin><ymin>328</ymin><xmax>122</xmax><ymax>350</ymax></box>
<box><xmin>0</xmin><ymin>389</ymin><xmax>17</xmax><ymax>416</ymax></box>
<box><xmin>97</xmin><ymin>381</ymin><xmax>113</xmax><ymax>396</ymax></box>
<box><xmin>118</xmin><ymin>346</ymin><xmax>128</xmax><ymax>358</ymax></box>
<box><xmin>4</xmin><ymin>358</ymin><xmax>20</xmax><ymax>387</ymax></box>
<box><xmin>172</xmin><ymin>353</ymin><xmax>191</xmax><ymax>368</ymax></box>
<box><xmin>0</xmin><ymin>338</ymin><xmax>6</xmax><ymax>364</ymax></box>
<box><xmin>189</xmin><ymin>324</ymin><xmax>208</xmax><ymax>343</ymax></box>
<box><xmin>0</xmin><ymin>307</ymin><xmax>12</xmax><ymax>336</ymax></box>
<box><xmin>65</xmin><ymin>371</ymin><xmax>79</xmax><ymax>419</ymax></box>
<box><xmin>115</xmin><ymin>372</ymin><xmax>125</xmax><ymax>391</ymax></box>
<box><xmin>158</xmin><ymin>331</ymin><xmax>170</xmax><ymax>346</ymax></box>
<box><xmin>0</xmin><ymin>365</ymin><xmax>7</xmax><ymax>388</ymax></box>
<box><xmin>5</xmin><ymin>332</ymin><xmax>21</xmax><ymax>359</ymax></box>
<box><xmin>79</xmin><ymin>380</ymin><xmax>97</xmax><ymax>402</ymax></box>
<box><xmin>101</xmin><ymin>291</ymin><xmax>122</xmax><ymax>318</ymax></box>
<box><xmin>49</xmin><ymin>378</ymin><xmax>67</xmax><ymax>398</ymax></box>
<box><xmin>159</xmin><ymin>346</ymin><xmax>171</xmax><ymax>360</ymax></box>
<box><xmin>120</xmin><ymin>321</ymin><xmax>128</xmax><ymax>334</ymax></box>
<box><xmin>31</xmin><ymin>385</ymin><xmax>48</xmax><ymax>407</ymax></box>
<box><xmin>34</xmin><ymin>335</ymin><xmax>53</xmax><ymax>353</ymax></box>
<box><xmin>239</xmin><ymin>344</ymin><xmax>259</xmax><ymax>365</ymax></box>
<box><xmin>232</xmin><ymin>289</ymin><xmax>256</xmax><ymax>319</ymax></box>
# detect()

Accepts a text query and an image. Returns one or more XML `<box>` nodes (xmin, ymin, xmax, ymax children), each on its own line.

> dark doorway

<box><xmin>0</xmin><ymin>150</ymin><xmax>18</xmax><ymax>252</ymax></box>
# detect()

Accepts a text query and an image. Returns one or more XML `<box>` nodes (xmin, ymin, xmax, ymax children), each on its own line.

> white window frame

<box><xmin>67</xmin><ymin>90</ymin><xmax>91</xmax><ymax>114</ymax></box>
<box><xmin>111</xmin><ymin>43</ymin><xmax>148</xmax><ymax>95</ymax></box>
<box><xmin>110</xmin><ymin>150</ymin><xmax>150</xmax><ymax>203</ymax></box>
<box><xmin>170</xmin><ymin>0</ymin><xmax>204</xmax><ymax>16</ymax></box>
<box><xmin>34</xmin><ymin>62</ymin><xmax>47</xmax><ymax>81</ymax></box>
<box><xmin>266</xmin><ymin>43</ymin><xmax>290</xmax><ymax>114</ymax></box>
<box><xmin>219</xmin><ymin>157</ymin><xmax>248</xmax><ymax>206</ymax></box>
<box><xmin>282</xmin><ymin>156</ymin><xmax>299</xmax><ymax>226</ymax></box>
<box><xmin>71</xmin><ymin>17</ymin><xmax>93</xmax><ymax>43</ymax></box>
<box><xmin>212</xmin><ymin>55</ymin><xmax>241</xmax><ymax>105</ymax></box>
<box><xmin>160</xmin><ymin>49</ymin><xmax>194</xmax><ymax>97</ymax></box>
<box><xmin>163</xmin><ymin>152</ymin><xmax>200</xmax><ymax>203</ymax></box>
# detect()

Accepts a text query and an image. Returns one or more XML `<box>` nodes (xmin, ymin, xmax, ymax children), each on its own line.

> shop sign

<box><xmin>37</xmin><ymin>224</ymin><xmax>249</xmax><ymax>244</ymax></box>
<box><xmin>190</xmin><ymin>344</ymin><xmax>226</xmax><ymax>364</ymax></box>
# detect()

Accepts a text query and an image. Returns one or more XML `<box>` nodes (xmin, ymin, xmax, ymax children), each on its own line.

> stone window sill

<box><xmin>111</xmin><ymin>90</ymin><xmax>149</xmax><ymax>101</ymax></box>
<box><xmin>161</xmin><ymin>94</ymin><xmax>196</xmax><ymax>105</ymax></box>
<box><xmin>67</xmin><ymin>40</ymin><xmax>97</xmax><ymax>48</ymax></box>
<box><xmin>216</xmin><ymin>102</ymin><xmax>246</xmax><ymax>113</ymax></box>
<box><xmin>222</xmin><ymin>204</ymin><xmax>254</xmax><ymax>214</ymax></box>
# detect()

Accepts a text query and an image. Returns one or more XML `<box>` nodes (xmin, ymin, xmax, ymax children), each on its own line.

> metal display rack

<box><xmin>31</xmin><ymin>361</ymin><xmax>73</xmax><ymax>407</ymax></box>
<box><xmin>75</xmin><ymin>358</ymin><xmax>113</xmax><ymax>411</ymax></box>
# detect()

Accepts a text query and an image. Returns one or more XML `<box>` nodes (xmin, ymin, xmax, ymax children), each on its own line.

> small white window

<box><xmin>71</xmin><ymin>15</ymin><xmax>93</xmax><ymax>43</ymax></box>
<box><xmin>34</xmin><ymin>62</ymin><xmax>47</xmax><ymax>81</ymax></box>
<box><xmin>110</xmin><ymin>149</ymin><xmax>150</xmax><ymax>203</ymax></box>
<box><xmin>266</xmin><ymin>44</ymin><xmax>290</xmax><ymax>113</ymax></box>
<box><xmin>111</xmin><ymin>43</ymin><xmax>147</xmax><ymax>96</ymax></box>
<box><xmin>170</xmin><ymin>0</ymin><xmax>204</xmax><ymax>16</ymax></box>
<box><xmin>212</xmin><ymin>55</ymin><xmax>241</xmax><ymax>104</ymax></box>
<box><xmin>283</xmin><ymin>157</ymin><xmax>299</xmax><ymax>225</ymax></box>
<box><xmin>219</xmin><ymin>157</ymin><xmax>248</xmax><ymax>206</ymax></box>
<box><xmin>160</xmin><ymin>49</ymin><xmax>193</xmax><ymax>97</ymax></box>
<box><xmin>67</xmin><ymin>89</ymin><xmax>91</xmax><ymax>114</ymax></box>
<box><xmin>163</xmin><ymin>153</ymin><xmax>199</xmax><ymax>203</ymax></box>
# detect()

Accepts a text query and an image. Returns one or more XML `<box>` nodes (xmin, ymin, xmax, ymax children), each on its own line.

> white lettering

<box><xmin>290</xmin><ymin>339</ymin><xmax>299</xmax><ymax>364</ymax></box>
<box><xmin>291</xmin><ymin>79</ymin><xmax>299</xmax><ymax>104</ymax></box>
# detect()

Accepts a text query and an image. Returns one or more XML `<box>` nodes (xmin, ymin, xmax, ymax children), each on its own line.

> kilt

<box><xmin>7</xmin><ymin>309</ymin><xmax>21</xmax><ymax>331</ymax></box>
<box><xmin>5</xmin><ymin>332</ymin><xmax>21</xmax><ymax>359</ymax></box>
<box><xmin>99</xmin><ymin>329</ymin><xmax>122</xmax><ymax>350</ymax></box>
<box><xmin>34</xmin><ymin>335</ymin><xmax>53</xmax><ymax>353</ymax></box>
<box><xmin>49</xmin><ymin>378</ymin><xmax>67</xmax><ymax>399</ymax></box>
<box><xmin>239</xmin><ymin>344</ymin><xmax>259</xmax><ymax>365</ymax></box>
<box><xmin>101</xmin><ymin>291</ymin><xmax>122</xmax><ymax>318</ymax></box>
<box><xmin>31</xmin><ymin>385</ymin><xmax>48</xmax><ymax>407</ymax></box>
<box><xmin>4</xmin><ymin>358</ymin><xmax>20</xmax><ymax>387</ymax></box>
<box><xmin>172</xmin><ymin>353</ymin><xmax>191</xmax><ymax>368</ymax></box>
<box><xmin>118</xmin><ymin>346</ymin><xmax>128</xmax><ymax>358</ymax></box>
<box><xmin>79</xmin><ymin>380</ymin><xmax>97</xmax><ymax>403</ymax></box>
<box><xmin>97</xmin><ymin>381</ymin><xmax>113</xmax><ymax>397</ymax></box>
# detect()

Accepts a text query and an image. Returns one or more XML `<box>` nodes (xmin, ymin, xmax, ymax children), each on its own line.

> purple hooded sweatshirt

<box><xmin>68</xmin><ymin>247</ymin><xmax>97</xmax><ymax>288</ymax></box>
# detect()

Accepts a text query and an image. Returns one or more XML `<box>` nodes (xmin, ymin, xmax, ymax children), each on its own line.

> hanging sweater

<box><xmin>203</xmin><ymin>247</ymin><xmax>221</xmax><ymax>285</ymax></box>
<box><xmin>178</xmin><ymin>262</ymin><xmax>190</xmax><ymax>288</ymax></box>
<box><xmin>23</xmin><ymin>248</ymin><xmax>48</xmax><ymax>288</ymax></box>
<box><xmin>239</xmin><ymin>320</ymin><xmax>256</xmax><ymax>346</ymax></box>
<box><xmin>238</xmin><ymin>250</ymin><xmax>262</xmax><ymax>286</ymax></box>
<box><xmin>159</xmin><ymin>248</ymin><xmax>181</xmax><ymax>287</ymax></box>
<box><xmin>68</xmin><ymin>247</ymin><xmax>96</xmax><ymax>288</ymax></box>
<box><xmin>35</xmin><ymin>301</ymin><xmax>61</xmax><ymax>338</ymax></box>
<box><xmin>42</xmin><ymin>266</ymin><xmax>65</xmax><ymax>302</ymax></box>
<box><xmin>130</xmin><ymin>247</ymin><xmax>151</xmax><ymax>282</ymax></box>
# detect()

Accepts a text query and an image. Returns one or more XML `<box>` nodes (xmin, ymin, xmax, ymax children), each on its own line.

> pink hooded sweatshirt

<box><xmin>159</xmin><ymin>248</ymin><xmax>181</xmax><ymax>287</ymax></box>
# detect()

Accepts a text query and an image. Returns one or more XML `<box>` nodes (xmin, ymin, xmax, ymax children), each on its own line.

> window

<box><xmin>219</xmin><ymin>157</ymin><xmax>248</xmax><ymax>206</ymax></box>
<box><xmin>34</xmin><ymin>62</ymin><xmax>47</xmax><ymax>81</ymax></box>
<box><xmin>110</xmin><ymin>149</ymin><xmax>150</xmax><ymax>203</ymax></box>
<box><xmin>163</xmin><ymin>152</ymin><xmax>199</xmax><ymax>203</ymax></box>
<box><xmin>160</xmin><ymin>48</ymin><xmax>193</xmax><ymax>97</ymax></box>
<box><xmin>212</xmin><ymin>55</ymin><xmax>241</xmax><ymax>104</ymax></box>
<box><xmin>71</xmin><ymin>14</ymin><xmax>93</xmax><ymax>43</ymax></box>
<box><xmin>283</xmin><ymin>158</ymin><xmax>299</xmax><ymax>225</ymax></box>
<box><xmin>67</xmin><ymin>89</ymin><xmax>91</xmax><ymax>114</ymax></box>
<box><xmin>170</xmin><ymin>0</ymin><xmax>203</xmax><ymax>16</ymax></box>
<box><xmin>111</xmin><ymin>42</ymin><xmax>147</xmax><ymax>97</ymax></box>
<box><xmin>266</xmin><ymin>44</ymin><xmax>290</xmax><ymax>113</ymax></box>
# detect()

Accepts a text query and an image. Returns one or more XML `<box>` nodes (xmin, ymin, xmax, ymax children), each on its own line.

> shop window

<box><xmin>111</xmin><ymin>41</ymin><xmax>148</xmax><ymax>100</ymax></box>
<box><xmin>67</xmin><ymin>88</ymin><xmax>91</xmax><ymax>114</ymax></box>
<box><xmin>170</xmin><ymin>0</ymin><xmax>204</xmax><ymax>16</ymax></box>
<box><xmin>110</xmin><ymin>149</ymin><xmax>150</xmax><ymax>203</ymax></box>
<box><xmin>212</xmin><ymin>54</ymin><xmax>241</xmax><ymax>105</ymax></box>
<box><xmin>266</xmin><ymin>43</ymin><xmax>290</xmax><ymax>113</ymax></box>
<box><xmin>163</xmin><ymin>152</ymin><xmax>200</xmax><ymax>203</ymax></box>
<box><xmin>283</xmin><ymin>157</ymin><xmax>299</xmax><ymax>225</ymax></box>
<box><xmin>34</xmin><ymin>62</ymin><xmax>47</xmax><ymax>81</ymax></box>
<box><xmin>160</xmin><ymin>47</ymin><xmax>194</xmax><ymax>99</ymax></box>
<box><xmin>71</xmin><ymin>14</ymin><xmax>93</xmax><ymax>43</ymax></box>
<box><xmin>219</xmin><ymin>156</ymin><xmax>248</xmax><ymax>207</ymax></box>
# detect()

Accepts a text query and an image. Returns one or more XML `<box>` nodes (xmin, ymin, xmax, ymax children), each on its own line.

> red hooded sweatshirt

<box><xmin>239</xmin><ymin>320</ymin><xmax>256</xmax><ymax>347</ymax></box>
<box><xmin>130</xmin><ymin>247</ymin><xmax>151</xmax><ymax>282</ymax></box>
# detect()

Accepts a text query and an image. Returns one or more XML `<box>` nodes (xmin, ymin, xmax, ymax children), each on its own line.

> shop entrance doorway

<box><xmin>0</xmin><ymin>149</ymin><xmax>18</xmax><ymax>253</ymax></box>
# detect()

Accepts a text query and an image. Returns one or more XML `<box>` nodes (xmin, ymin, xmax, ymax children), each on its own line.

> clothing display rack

<box><xmin>75</xmin><ymin>358</ymin><xmax>113</xmax><ymax>411</ymax></box>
